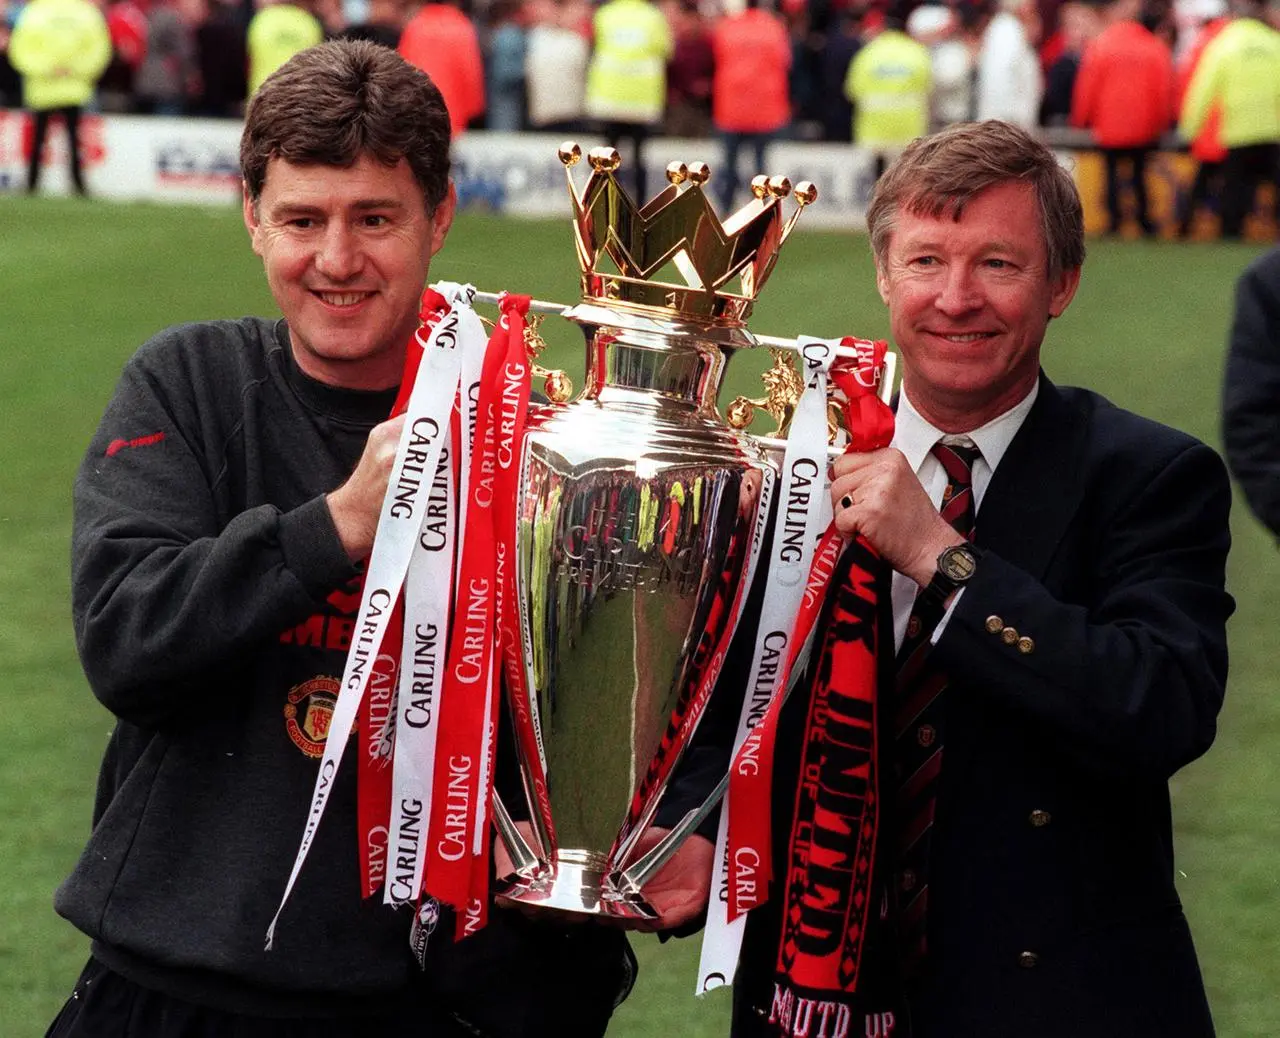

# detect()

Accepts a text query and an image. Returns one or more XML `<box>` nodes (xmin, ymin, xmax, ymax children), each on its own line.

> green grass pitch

<box><xmin>0</xmin><ymin>196</ymin><xmax>1276</xmax><ymax>1036</ymax></box>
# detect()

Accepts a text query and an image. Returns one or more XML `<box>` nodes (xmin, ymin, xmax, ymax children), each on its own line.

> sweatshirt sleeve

<box><xmin>72</xmin><ymin>339</ymin><xmax>358</xmax><ymax>728</ymax></box>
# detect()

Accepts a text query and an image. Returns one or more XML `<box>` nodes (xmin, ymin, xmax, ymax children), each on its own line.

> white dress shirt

<box><xmin>889</xmin><ymin>382</ymin><xmax>1039</xmax><ymax>651</ymax></box>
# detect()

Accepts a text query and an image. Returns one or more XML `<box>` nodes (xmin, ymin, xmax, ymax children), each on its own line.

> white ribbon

<box><xmin>267</xmin><ymin>292</ymin><xmax>468</xmax><ymax>947</ymax></box>
<box><xmin>383</xmin><ymin>287</ymin><xmax>488</xmax><ymax>907</ymax></box>
<box><xmin>696</xmin><ymin>336</ymin><xmax>837</xmax><ymax>992</ymax></box>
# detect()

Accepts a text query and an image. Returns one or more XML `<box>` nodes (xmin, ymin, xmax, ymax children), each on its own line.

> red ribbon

<box><xmin>725</xmin><ymin>338</ymin><xmax>894</xmax><ymax>923</ymax></box>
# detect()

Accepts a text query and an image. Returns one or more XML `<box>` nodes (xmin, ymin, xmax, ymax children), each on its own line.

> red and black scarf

<box><xmin>766</xmin><ymin>360</ymin><xmax>908</xmax><ymax>1038</ymax></box>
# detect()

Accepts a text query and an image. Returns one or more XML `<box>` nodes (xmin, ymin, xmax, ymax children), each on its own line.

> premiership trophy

<box><xmin>490</xmin><ymin>144</ymin><xmax>831</xmax><ymax>921</ymax></box>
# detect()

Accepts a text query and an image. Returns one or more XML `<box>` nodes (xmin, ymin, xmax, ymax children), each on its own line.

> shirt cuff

<box><xmin>930</xmin><ymin>586</ymin><xmax>965</xmax><ymax>644</ymax></box>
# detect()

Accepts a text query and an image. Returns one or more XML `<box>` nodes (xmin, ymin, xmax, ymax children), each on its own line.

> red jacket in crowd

<box><xmin>399</xmin><ymin>3</ymin><xmax>485</xmax><ymax>137</ymax></box>
<box><xmin>710</xmin><ymin>7</ymin><xmax>791</xmax><ymax>134</ymax></box>
<box><xmin>1071</xmin><ymin>19</ymin><xmax>1174</xmax><ymax>147</ymax></box>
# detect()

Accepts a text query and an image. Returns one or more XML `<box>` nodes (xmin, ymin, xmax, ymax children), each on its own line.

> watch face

<box><xmin>938</xmin><ymin>545</ymin><xmax>977</xmax><ymax>582</ymax></box>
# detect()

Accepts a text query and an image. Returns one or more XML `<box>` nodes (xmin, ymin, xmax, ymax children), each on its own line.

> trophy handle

<box><xmin>614</xmin><ymin>774</ymin><xmax>729</xmax><ymax>894</ymax></box>
<box><xmin>492</xmin><ymin>791</ymin><xmax>542</xmax><ymax>876</ymax></box>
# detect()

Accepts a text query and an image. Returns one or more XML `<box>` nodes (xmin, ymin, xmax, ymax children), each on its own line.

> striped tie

<box><xmin>893</xmin><ymin>439</ymin><xmax>981</xmax><ymax>971</ymax></box>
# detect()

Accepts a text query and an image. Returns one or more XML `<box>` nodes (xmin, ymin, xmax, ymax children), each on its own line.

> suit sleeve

<box><xmin>933</xmin><ymin>440</ymin><xmax>1231</xmax><ymax>782</ymax></box>
<box><xmin>72</xmin><ymin>341</ymin><xmax>357</xmax><ymax>729</ymax></box>
<box><xmin>1223</xmin><ymin>248</ymin><xmax>1280</xmax><ymax>538</ymax></box>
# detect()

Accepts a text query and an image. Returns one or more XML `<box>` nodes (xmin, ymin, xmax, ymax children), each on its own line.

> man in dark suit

<box><xmin>732</xmin><ymin>120</ymin><xmax>1232</xmax><ymax>1036</ymax></box>
<box><xmin>1223</xmin><ymin>244</ymin><xmax>1280</xmax><ymax>538</ymax></box>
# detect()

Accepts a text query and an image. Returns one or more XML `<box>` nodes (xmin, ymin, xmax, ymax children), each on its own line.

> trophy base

<box><xmin>493</xmin><ymin>848</ymin><xmax>659</xmax><ymax>922</ymax></box>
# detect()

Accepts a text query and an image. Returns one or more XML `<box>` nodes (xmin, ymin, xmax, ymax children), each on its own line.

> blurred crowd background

<box><xmin>2</xmin><ymin>0</ymin><xmax>1278</xmax><ymax>236</ymax></box>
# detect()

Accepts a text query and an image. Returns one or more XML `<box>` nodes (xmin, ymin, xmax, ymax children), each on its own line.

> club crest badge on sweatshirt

<box><xmin>284</xmin><ymin>676</ymin><xmax>339</xmax><ymax>758</ymax></box>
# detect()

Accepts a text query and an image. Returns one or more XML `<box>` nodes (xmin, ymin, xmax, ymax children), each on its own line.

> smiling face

<box><xmin>243</xmin><ymin>154</ymin><xmax>456</xmax><ymax>391</ymax></box>
<box><xmin>875</xmin><ymin>180</ymin><xmax>1080</xmax><ymax>432</ymax></box>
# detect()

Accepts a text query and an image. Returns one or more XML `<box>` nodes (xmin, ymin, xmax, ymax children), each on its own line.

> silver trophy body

<box><xmin>494</xmin><ymin>306</ymin><xmax>770</xmax><ymax>920</ymax></box>
<box><xmin>491</xmin><ymin>143</ymin><xmax>822</xmax><ymax>920</ymax></box>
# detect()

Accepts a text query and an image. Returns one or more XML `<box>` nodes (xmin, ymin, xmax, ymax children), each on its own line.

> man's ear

<box><xmin>1048</xmin><ymin>265</ymin><xmax>1081</xmax><ymax>319</ymax></box>
<box><xmin>875</xmin><ymin>262</ymin><xmax>891</xmax><ymax>307</ymax></box>
<box><xmin>243</xmin><ymin>187</ymin><xmax>264</xmax><ymax>257</ymax></box>
<box><xmin>427</xmin><ymin>181</ymin><xmax>458</xmax><ymax>258</ymax></box>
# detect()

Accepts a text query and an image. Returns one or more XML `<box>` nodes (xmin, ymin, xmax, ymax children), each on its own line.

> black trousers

<box><xmin>28</xmin><ymin>106</ymin><xmax>86</xmax><ymax>194</ymax></box>
<box><xmin>1102</xmin><ymin>147</ymin><xmax>1155</xmax><ymax>235</ymax></box>
<box><xmin>45</xmin><ymin>958</ymin><xmax>480</xmax><ymax>1037</ymax></box>
<box><xmin>1178</xmin><ymin>159</ymin><xmax>1224</xmax><ymax>237</ymax></box>
<box><xmin>718</xmin><ymin>131</ymin><xmax>775</xmax><ymax>212</ymax></box>
<box><xmin>1220</xmin><ymin>142</ymin><xmax>1280</xmax><ymax>240</ymax></box>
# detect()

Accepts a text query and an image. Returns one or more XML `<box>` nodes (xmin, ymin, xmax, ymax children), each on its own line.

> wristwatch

<box><xmin>919</xmin><ymin>543</ymin><xmax>981</xmax><ymax>607</ymax></box>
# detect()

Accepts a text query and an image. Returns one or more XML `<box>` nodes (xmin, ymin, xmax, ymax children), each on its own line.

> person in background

<box><xmin>485</xmin><ymin>0</ymin><xmax>526</xmax><ymax>131</ymax></box>
<box><xmin>525</xmin><ymin>0</ymin><xmax>590</xmax><ymax>133</ymax></box>
<box><xmin>711</xmin><ymin>0</ymin><xmax>791</xmax><ymax>211</ymax></box>
<box><xmin>0</xmin><ymin>0</ymin><xmax>25</xmax><ymax>108</ymax></box>
<box><xmin>1174</xmin><ymin>0</ymin><xmax>1229</xmax><ymax>236</ymax></box>
<box><xmin>247</xmin><ymin>0</ymin><xmax>323</xmax><ymax>97</ymax></box>
<box><xmin>43</xmin><ymin>39</ymin><xmax>641</xmax><ymax>1038</ymax></box>
<box><xmin>844</xmin><ymin>4</ymin><xmax>931</xmax><ymax>179</ymax></box>
<box><xmin>664</xmin><ymin>0</ymin><xmax>714</xmax><ymax>139</ymax></box>
<box><xmin>785</xmin><ymin>0</ymin><xmax>823</xmax><ymax>138</ymax></box>
<box><xmin>584</xmin><ymin>0</ymin><xmax>672</xmax><ymax>200</ymax></box>
<box><xmin>1179</xmin><ymin>0</ymin><xmax>1280</xmax><ymax>239</ymax></box>
<box><xmin>1070</xmin><ymin>0</ymin><xmax>1175</xmax><ymax>236</ymax></box>
<box><xmin>908</xmin><ymin>2</ymin><xmax>976</xmax><ymax>130</ymax></box>
<box><xmin>134</xmin><ymin>0</ymin><xmax>197</xmax><ymax>115</ymax></box>
<box><xmin>194</xmin><ymin>0</ymin><xmax>249</xmax><ymax>116</ymax></box>
<box><xmin>399</xmin><ymin>0</ymin><xmax>485</xmax><ymax>136</ymax></box>
<box><xmin>99</xmin><ymin>0</ymin><xmax>148</xmax><ymax>112</ymax></box>
<box><xmin>818</xmin><ymin>7</ymin><xmax>862</xmax><ymax>142</ymax></box>
<box><xmin>7</xmin><ymin>0</ymin><xmax>111</xmax><ymax>195</ymax></box>
<box><xmin>341</xmin><ymin>0</ymin><xmax>407</xmax><ymax>47</ymax></box>
<box><xmin>1222</xmin><ymin>244</ymin><xmax>1280</xmax><ymax>537</ymax></box>
<box><xmin>1039</xmin><ymin>1</ymin><xmax>1100</xmax><ymax>125</ymax></box>
<box><xmin>975</xmin><ymin>0</ymin><xmax>1042</xmax><ymax>128</ymax></box>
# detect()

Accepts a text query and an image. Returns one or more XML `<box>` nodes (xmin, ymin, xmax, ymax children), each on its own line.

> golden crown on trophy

<box><xmin>558</xmin><ymin>142</ymin><xmax>817</xmax><ymax>325</ymax></box>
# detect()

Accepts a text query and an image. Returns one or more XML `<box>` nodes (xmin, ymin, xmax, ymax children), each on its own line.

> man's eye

<box><xmin>910</xmin><ymin>256</ymin><xmax>936</xmax><ymax>267</ymax></box>
<box><xmin>985</xmin><ymin>258</ymin><xmax>1011</xmax><ymax>269</ymax></box>
<box><xmin>289</xmin><ymin>218</ymin><xmax>314</xmax><ymax>229</ymax></box>
<box><xmin>362</xmin><ymin>215</ymin><xmax>389</xmax><ymax>227</ymax></box>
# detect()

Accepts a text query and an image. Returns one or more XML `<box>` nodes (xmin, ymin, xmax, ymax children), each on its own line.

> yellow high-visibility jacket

<box><xmin>8</xmin><ymin>0</ymin><xmax>111</xmax><ymax>111</ymax></box>
<box><xmin>845</xmin><ymin>29</ymin><xmax>932</xmax><ymax>146</ymax></box>
<box><xmin>248</xmin><ymin>3</ymin><xmax>324</xmax><ymax>97</ymax></box>
<box><xmin>1179</xmin><ymin>17</ymin><xmax>1280</xmax><ymax>148</ymax></box>
<box><xmin>585</xmin><ymin>0</ymin><xmax>673</xmax><ymax>125</ymax></box>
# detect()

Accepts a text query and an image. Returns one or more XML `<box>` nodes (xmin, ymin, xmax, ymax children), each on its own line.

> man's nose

<box><xmin>315</xmin><ymin>225</ymin><xmax>362</xmax><ymax>281</ymax></box>
<box><xmin>934</xmin><ymin>267</ymin><xmax>981</xmax><ymax>315</ymax></box>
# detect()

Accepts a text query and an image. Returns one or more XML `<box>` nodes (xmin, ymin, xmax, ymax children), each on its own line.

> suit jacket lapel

<box><xmin>937</xmin><ymin>376</ymin><xmax>1089</xmax><ymax>791</ymax></box>
<box><xmin>973</xmin><ymin>375</ymin><xmax>1088</xmax><ymax>580</ymax></box>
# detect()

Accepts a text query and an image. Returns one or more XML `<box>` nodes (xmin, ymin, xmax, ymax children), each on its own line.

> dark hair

<box><xmin>241</xmin><ymin>39</ymin><xmax>451</xmax><ymax>212</ymax></box>
<box><xmin>866</xmin><ymin>120</ymin><xmax>1085</xmax><ymax>280</ymax></box>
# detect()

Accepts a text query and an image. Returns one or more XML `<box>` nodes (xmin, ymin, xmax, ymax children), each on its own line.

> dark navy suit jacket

<box><xmin>728</xmin><ymin>375</ymin><xmax>1233</xmax><ymax>1038</ymax></box>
